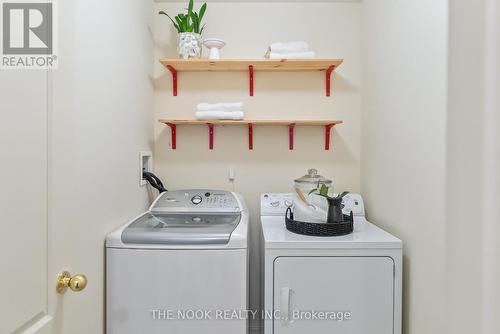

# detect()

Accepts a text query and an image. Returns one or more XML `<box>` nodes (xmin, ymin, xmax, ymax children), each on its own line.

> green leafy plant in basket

<box><xmin>159</xmin><ymin>0</ymin><xmax>207</xmax><ymax>34</ymax></box>
<box><xmin>309</xmin><ymin>184</ymin><xmax>349</xmax><ymax>224</ymax></box>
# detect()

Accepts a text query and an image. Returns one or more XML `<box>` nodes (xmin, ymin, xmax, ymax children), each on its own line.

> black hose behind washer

<box><xmin>142</xmin><ymin>171</ymin><xmax>167</xmax><ymax>194</ymax></box>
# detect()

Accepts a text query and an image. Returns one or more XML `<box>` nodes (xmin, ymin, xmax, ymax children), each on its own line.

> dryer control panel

<box><xmin>261</xmin><ymin>193</ymin><xmax>294</xmax><ymax>216</ymax></box>
<box><xmin>151</xmin><ymin>190</ymin><xmax>241</xmax><ymax>213</ymax></box>
<box><xmin>261</xmin><ymin>193</ymin><xmax>365</xmax><ymax>217</ymax></box>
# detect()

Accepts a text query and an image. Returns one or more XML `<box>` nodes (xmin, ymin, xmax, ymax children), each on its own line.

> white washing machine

<box><xmin>261</xmin><ymin>193</ymin><xmax>402</xmax><ymax>334</ymax></box>
<box><xmin>106</xmin><ymin>190</ymin><xmax>248</xmax><ymax>334</ymax></box>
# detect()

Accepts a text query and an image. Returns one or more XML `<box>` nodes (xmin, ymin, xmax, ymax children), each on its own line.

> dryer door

<box><xmin>273</xmin><ymin>257</ymin><xmax>394</xmax><ymax>334</ymax></box>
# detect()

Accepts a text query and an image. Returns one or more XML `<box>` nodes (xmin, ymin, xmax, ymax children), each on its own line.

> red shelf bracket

<box><xmin>325</xmin><ymin>124</ymin><xmax>335</xmax><ymax>150</ymax></box>
<box><xmin>166</xmin><ymin>123</ymin><xmax>177</xmax><ymax>149</ymax></box>
<box><xmin>326</xmin><ymin>65</ymin><xmax>335</xmax><ymax>97</ymax></box>
<box><xmin>289</xmin><ymin>123</ymin><xmax>295</xmax><ymax>150</ymax></box>
<box><xmin>166</xmin><ymin>65</ymin><xmax>178</xmax><ymax>96</ymax></box>
<box><xmin>248</xmin><ymin>123</ymin><xmax>254</xmax><ymax>150</ymax></box>
<box><xmin>249</xmin><ymin>65</ymin><xmax>254</xmax><ymax>96</ymax></box>
<box><xmin>207</xmin><ymin>123</ymin><xmax>214</xmax><ymax>150</ymax></box>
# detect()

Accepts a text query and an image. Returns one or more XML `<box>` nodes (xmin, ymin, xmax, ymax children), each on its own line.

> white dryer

<box><xmin>261</xmin><ymin>193</ymin><xmax>402</xmax><ymax>334</ymax></box>
<box><xmin>106</xmin><ymin>190</ymin><xmax>248</xmax><ymax>334</ymax></box>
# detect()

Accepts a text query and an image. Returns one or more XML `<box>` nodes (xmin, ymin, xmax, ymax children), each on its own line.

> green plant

<box><xmin>309</xmin><ymin>184</ymin><xmax>349</xmax><ymax>201</ymax></box>
<box><xmin>159</xmin><ymin>0</ymin><xmax>207</xmax><ymax>34</ymax></box>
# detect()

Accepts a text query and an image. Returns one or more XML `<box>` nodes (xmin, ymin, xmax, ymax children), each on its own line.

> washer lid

<box><xmin>121</xmin><ymin>212</ymin><xmax>241</xmax><ymax>245</ymax></box>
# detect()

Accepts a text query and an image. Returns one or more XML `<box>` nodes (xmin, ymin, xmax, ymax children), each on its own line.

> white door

<box><xmin>0</xmin><ymin>68</ymin><xmax>52</xmax><ymax>333</ymax></box>
<box><xmin>0</xmin><ymin>66</ymin><xmax>87</xmax><ymax>334</ymax></box>
<box><xmin>0</xmin><ymin>2</ymin><xmax>86</xmax><ymax>331</ymax></box>
<box><xmin>273</xmin><ymin>257</ymin><xmax>394</xmax><ymax>334</ymax></box>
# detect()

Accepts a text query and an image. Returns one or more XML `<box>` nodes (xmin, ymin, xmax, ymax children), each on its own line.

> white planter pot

<box><xmin>178</xmin><ymin>32</ymin><xmax>202</xmax><ymax>59</ymax></box>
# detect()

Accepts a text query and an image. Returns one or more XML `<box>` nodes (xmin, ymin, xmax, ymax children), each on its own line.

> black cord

<box><xmin>142</xmin><ymin>171</ymin><xmax>167</xmax><ymax>194</ymax></box>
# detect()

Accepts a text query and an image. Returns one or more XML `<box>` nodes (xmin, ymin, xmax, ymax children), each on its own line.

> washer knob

<box><xmin>191</xmin><ymin>195</ymin><xmax>203</xmax><ymax>205</ymax></box>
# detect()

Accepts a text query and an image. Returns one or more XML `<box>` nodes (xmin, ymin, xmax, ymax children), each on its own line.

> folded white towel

<box><xmin>197</xmin><ymin>102</ymin><xmax>244</xmax><ymax>112</ymax></box>
<box><xmin>268</xmin><ymin>41</ymin><xmax>309</xmax><ymax>54</ymax></box>
<box><xmin>266</xmin><ymin>51</ymin><xmax>316</xmax><ymax>59</ymax></box>
<box><xmin>195</xmin><ymin>111</ymin><xmax>245</xmax><ymax>120</ymax></box>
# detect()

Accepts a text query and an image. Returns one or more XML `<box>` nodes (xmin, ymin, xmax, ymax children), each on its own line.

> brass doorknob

<box><xmin>56</xmin><ymin>271</ymin><xmax>87</xmax><ymax>294</ymax></box>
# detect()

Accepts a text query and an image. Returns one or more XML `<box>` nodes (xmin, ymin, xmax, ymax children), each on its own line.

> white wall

<box><xmin>153</xmin><ymin>2</ymin><xmax>362</xmax><ymax>331</ymax></box>
<box><xmin>48</xmin><ymin>0</ymin><xmax>154</xmax><ymax>332</ymax></box>
<box><xmin>447</xmin><ymin>0</ymin><xmax>500</xmax><ymax>333</ymax></box>
<box><xmin>481</xmin><ymin>2</ymin><xmax>500</xmax><ymax>331</ymax></box>
<box><xmin>446</xmin><ymin>0</ymin><xmax>485</xmax><ymax>331</ymax></box>
<box><xmin>361</xmin><ymin>1</ymin><xmax>448</xmax><ymax>333</ymax></box>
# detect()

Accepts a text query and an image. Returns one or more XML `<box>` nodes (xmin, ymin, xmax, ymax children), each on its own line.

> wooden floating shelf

<box><xmin>159</xmin><ymin>119</ymin><xmax>343</xmax><ymax>151</ymax></box>
<box><xmin>159</xmin><ymin>58</ymin><xmax>343</xmax><ymax>96</ymax></box>
<box><xmin>159</xmin><ymin>119</ymin><xmax>342</xmax><ymax>126</ymax></box>
<box><xmin>159</xmin><ymin>59</ymin><xmax>343</xmax><ymax>72</ymax></box>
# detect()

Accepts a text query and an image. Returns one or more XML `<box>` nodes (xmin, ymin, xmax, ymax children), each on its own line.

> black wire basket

<box><xmin>285</xmin><ymin>207</ymin><xmax>354</xmax><ymax>237</ymax></box>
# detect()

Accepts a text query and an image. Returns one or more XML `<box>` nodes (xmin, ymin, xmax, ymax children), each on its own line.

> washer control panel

<box><xmin>152</xmin><ymin>190</ymin><xmax>240</xmax><ymax>212</ymax></box>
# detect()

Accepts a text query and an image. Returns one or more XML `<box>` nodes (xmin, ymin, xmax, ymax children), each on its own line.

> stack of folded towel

<box><xmin>265</xmin><ymin>41</ymin><xmax>315</xmax><ymax>59</ymax></box>
<box><xmin>195</xmin><ymin>102</ymin><xmax>245</xmax><ymax>120</ymax></box>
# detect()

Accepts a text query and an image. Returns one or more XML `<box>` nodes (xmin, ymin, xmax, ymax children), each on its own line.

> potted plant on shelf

<box><xmin>309</xmin><ymin>184</ymin><xmax>349</xmax><ymax>224</ymax></box>
<box><xmin>159</xmin><ymin>0</ymin><xmax>207</xmax><ymax>59</ymax></box>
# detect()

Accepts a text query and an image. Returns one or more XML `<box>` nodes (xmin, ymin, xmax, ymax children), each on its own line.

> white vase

<box><xmin>178</xmin><ymin>32</ymin><xmax>202</xmax><ymax>59</ymax></box>
<box><xmin>203</xmin><ymin>38</ymin><xmax>226</xmax><ymax>60</ymax></box>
